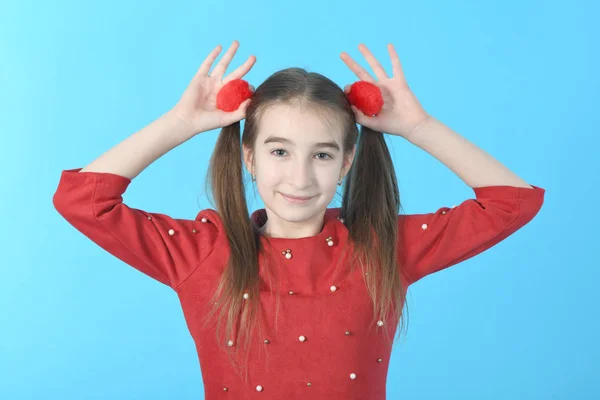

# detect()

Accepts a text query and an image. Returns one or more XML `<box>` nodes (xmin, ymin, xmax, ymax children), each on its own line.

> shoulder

<box><xmin>190</xmin><ymin>208</ymin><xmax>227</xmax><ymax>252</ymax></box>
<box><xmin>193</xmin><ymin>208</ymin><xmax>224</xmax><ymax>233</ymax></box>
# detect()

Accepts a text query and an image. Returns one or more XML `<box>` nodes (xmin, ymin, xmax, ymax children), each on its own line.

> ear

<box><xmin>342</xmin><ymin>144</ymin><xmax>357</xmax><ymax>177</ymax></box>
<box><xmin>242</xmin><ymin>143</ymin><xmax>254</xmax><ymax>175</ymax></box>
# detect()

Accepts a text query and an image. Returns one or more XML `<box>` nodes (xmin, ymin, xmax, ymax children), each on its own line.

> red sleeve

<box><xmin>52</xmin><ymin>168</ymin><xmax>219</xmax><ymax>289</ymax></box>
<box><xmin>398</xmin><ymin>184</ymin><xmax>545</xmax><ymax>286</ymax></box>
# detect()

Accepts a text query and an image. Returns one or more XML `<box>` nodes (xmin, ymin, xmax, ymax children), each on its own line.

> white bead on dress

<box><xmin>168</xmin><ymin>229</ymin><xmax>175</xmax><ymax>235</ymax></box>
<box><xmin>282</xmin><ymin>249</ymin><xmax>292</xmax><ymax>259</ymax></box>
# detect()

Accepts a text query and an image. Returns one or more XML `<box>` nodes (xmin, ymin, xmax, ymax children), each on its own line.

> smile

<box><xmin>280</xmin><ymin>193</ymin><xmax>315</xmax><ymax>203</ymax></box>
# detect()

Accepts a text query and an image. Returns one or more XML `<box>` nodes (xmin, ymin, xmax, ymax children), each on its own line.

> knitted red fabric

<box><xmin>216</xmin><ymin>79</ymin><xmax>253</xmax><ymax>112</ymax></box>
<box><xmin>346</xmin><ymin>81</ymin><xmax>384</xmax><ymax>116</ymax></box>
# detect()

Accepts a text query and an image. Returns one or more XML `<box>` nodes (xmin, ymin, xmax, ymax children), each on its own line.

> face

<box><xmin>243</xmin><ymin>103</ymin><xmax>355</xmax><ymax>237</ymax></box>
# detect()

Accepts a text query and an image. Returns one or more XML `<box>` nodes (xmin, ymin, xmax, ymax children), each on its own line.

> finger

<box><xmin>387</xmin><ymin>43</ymin><xmax>406</xmax><ymax>82</ymax></box>
<box><xmin>358</xmin><ymin>43</ymin><xmax>389</xmax><ymax>81</ymax></box>
<box><xmin>351</xmin><ymin>106</ymin><xmax>367</xmax><ymax>125</ymax></box>
<box><xmin>340</xmin><ymin>52</ymin><xmax>375</xmax><ymax>83</ymax></box>
<box><xmin>223</xmin><ymin>55</ymin><xmax>257</xmax><ymax>85</ymax></box>
<box><xmin>196</xmin><ymin>44</ymin><xmax>223</xmax><ymax>77</ymax></box>
<box><xmin>352</xmin><ymin>105</ymin><xmax>380</xmax><ymax>127</ymax></box>
<box><xmin>344</xmin><ymin>84</ymin><xmax>351</xmax><ymax>94</ymax></box>
<box><xmin>211</xmin><ymin>40</ymin><xmax>240</xmax><ymax>80</ymax></box>
<box><xmin>233</xmin><ymin>98</ymin><xmax>252</xmax><ymax>121</ymax></box>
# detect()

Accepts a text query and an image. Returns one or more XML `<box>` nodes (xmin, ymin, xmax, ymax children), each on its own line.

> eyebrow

<box><xmin>263</xmin><ymin>136</ymin><xmax>341</xmax><ymax>151</ymax></box>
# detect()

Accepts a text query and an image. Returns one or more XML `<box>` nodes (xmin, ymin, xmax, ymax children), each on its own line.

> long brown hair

<box><xmin>202</xmin><ymin>67</ymin><xmax>409</xmax><ymax>382</ymax></box>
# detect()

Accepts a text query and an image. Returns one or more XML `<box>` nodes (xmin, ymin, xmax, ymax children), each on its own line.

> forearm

<box><xmin>405</xmin><ymin>116</ymin><xmax>532</xmax><ymax>189</ymax></box>
<box><xmin>79</xmin><ymin>109</ymin><xmax>196</xmax><ymax>180</ymax></box>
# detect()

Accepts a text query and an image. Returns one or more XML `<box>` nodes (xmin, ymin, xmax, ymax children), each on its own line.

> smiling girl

<box><xmin>53</xmin><ymin>40</ymin><xmax>545</xmax><ymax>399</ymax></box>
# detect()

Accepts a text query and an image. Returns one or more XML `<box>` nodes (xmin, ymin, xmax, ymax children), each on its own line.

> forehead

<box><xmin>256</xmin><ymin>103</ymin><xmax>344</xmax><ymax>146</ymax></box>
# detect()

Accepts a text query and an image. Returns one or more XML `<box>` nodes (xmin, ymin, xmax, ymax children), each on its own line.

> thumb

<box><xmin>350</xmin><ymin>105</ymin><xmax>366</xmax><ymax>124</ymax></box>
<box><xmin>235</xmin><ymin>98</ymin><xmax>252</xmax><ymax>121</ymax></box>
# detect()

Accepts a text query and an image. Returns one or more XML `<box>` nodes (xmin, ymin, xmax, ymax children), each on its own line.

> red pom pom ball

<box><xmin>216</xmin><ymin>79</ymin><xmax>253</xmax><ymax>112</ymax></box>
<box><xmin>346</xmin><ymin>81</ymin><xmax>383</xmax><ymax>116</ymax></box>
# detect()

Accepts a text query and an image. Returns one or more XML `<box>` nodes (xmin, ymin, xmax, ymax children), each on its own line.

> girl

<box><xmin>53</xmin><ymin>40</ymin><xmax>545</xmax><ymax>399</ymax></box>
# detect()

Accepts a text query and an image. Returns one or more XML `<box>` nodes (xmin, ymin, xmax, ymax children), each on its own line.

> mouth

<box><xmin>280</xmin><ymin>192</ymin><xmax>315</xmax><ymax>203</ymax></box>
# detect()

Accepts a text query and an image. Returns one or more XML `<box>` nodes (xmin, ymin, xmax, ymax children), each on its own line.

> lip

<box><xmin>280</xmin><ymin>192</ymin><xmax>315</xmax><ymax>203</ymax></box>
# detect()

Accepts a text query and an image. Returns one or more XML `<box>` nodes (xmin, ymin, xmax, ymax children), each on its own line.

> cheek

<box><xmin>317</xmin><ymin>166</ymin><xmax>343</xmax><ymax>190</ymax></box>
<box><xmin>255</xmin><ymin>168</ymin><xmax>283</xmax><ymax>192</ymax></box>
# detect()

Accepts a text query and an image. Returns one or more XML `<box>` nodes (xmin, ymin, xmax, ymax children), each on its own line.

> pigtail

<box><xmin>341</xmin><ymin>124</ymin><xmax>409</xmax><ymax>344</ymax></box>
<box><xmin>202</xmin><ymin>121</ymin><xmax>266</xmax><ymax>384</ymax></box>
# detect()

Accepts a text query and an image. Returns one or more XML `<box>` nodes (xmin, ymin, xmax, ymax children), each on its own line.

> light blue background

<box><xmin>1</xmin><ymin>0</ymin><xmax>597</xmax><ymax>398</ymax></box>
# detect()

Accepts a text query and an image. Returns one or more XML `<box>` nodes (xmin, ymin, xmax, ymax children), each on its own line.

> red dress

<box><xmin>52</xmin><ymin>168</ymin><xmax>545</xmax><ymax>399</ymax></box>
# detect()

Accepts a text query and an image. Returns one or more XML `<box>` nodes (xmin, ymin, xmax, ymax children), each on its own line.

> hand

<box><xmin>171</xmin><ymin>40</ymin><xmax>256</xmax><ymax>135</ymax></box>
<box><xmin>341</xmin><ymin>43</ymin><xmax>431</xmax><ymax>138</ymax></box>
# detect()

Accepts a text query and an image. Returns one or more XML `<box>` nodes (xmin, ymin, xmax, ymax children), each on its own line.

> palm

<box><xmin>188</xmin><ymin>77</ymin><xmax>221</xmax><ymax>115</ymax></box>
<box><xmin>373</xmin><ymin>78</ymin><xmax>425</xmax><ymax>135</ymax></box>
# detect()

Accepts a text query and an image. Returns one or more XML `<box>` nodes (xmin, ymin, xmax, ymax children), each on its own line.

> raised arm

<box><xmin>53</xmin><ymin>41</ymin><xmax>256</xmax><ymax>289</ymax></box>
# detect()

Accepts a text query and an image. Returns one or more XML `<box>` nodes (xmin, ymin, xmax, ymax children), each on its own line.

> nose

<box><xmin>289</xmin><ymin>160</ymin><xmax>313</xmax><ymax>189</ymax></box>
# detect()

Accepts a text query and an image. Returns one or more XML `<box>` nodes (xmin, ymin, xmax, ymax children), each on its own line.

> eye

<box><xmin>270</xmin><ymin>149</ymin><xmax>333</xmax><ymax>160</ymax></box>
<box><xmin>271</xmin><ymin>149</ymin><xmax>287</xmax><ymax>157</ymax></box>
<box><xmin>316</xmin><ymin>152</ymin><xmax>333</xmax><ymax>160</ymax></box>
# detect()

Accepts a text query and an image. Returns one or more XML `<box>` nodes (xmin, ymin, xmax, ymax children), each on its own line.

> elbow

<box><xmin>52</xmin><ymin>188</ymin><xmax>70</xmax><ymax>217</ymax></box>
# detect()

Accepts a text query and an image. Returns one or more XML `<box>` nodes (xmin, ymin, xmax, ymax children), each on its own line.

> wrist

<box><xmin>403</xmin><ymin>114</ymin><xmax>434</xmax><ymax>143</ymax></box>
<box><xmin>166</xmin><ymin>108</ymin><xmax>199</xmax><ymax>139</ymax></box>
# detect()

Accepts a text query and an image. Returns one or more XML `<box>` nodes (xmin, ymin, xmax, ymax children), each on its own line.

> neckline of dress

<box><xmin>250</xmin><ymin>208</ymin><xmax>342</xmax><ymax>243</ymax></box>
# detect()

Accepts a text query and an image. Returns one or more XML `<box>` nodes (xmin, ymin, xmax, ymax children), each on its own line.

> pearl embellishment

<box><xmin>326</xmin><ymin>236</ymin><xmax>334</xmax><ymax>246</ymax></box>
<box><xmin>350</xmin><ymin>373</ymin><xmax>357</xmax><ymax>380</ymax></box>
<box><xmin>421</xmin><ymin>224</ymin><xmax>428</xmax><ymax>230</ymax></box>
<box><xmin>256</xmin><ymin>385</ymin><xmax>263</xmax><ymax>392</ymax></box>
<box><xmin>282</xmin><ymin>249</ymin><xmax>292</xmax><ymax>259</ymax></box>
<box><xmin>243</xmin><ymin>293</ymin><xmax>249</xmax><ymax>300</ymax></box>
<box><xmin>168</xmin><ymin>229</ymin><xmax>175</xmax><ymax>235</ymax></box>
<box><xmin>299</xmin><ymin>335</ymin><xmax>306</xmax><ymax>342</ymax></box>
<box><xmin>330</xmin><ymin>285</ymin><xmax>337</xmax><ymax>292</ymax></box>
<box><xmin>201</xmin><ymin>217</ymin><xmax>207</xmax><ymax>223</ymax></box>
<box><xmin>227</xmin><ymin>340</ymin><xmax>234</xmax><ymax>347</ymax></box>
<box><xmin>377</xmin><ymin>320</ymin><xmax>384</xmax><ymax>327</ymax></box>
